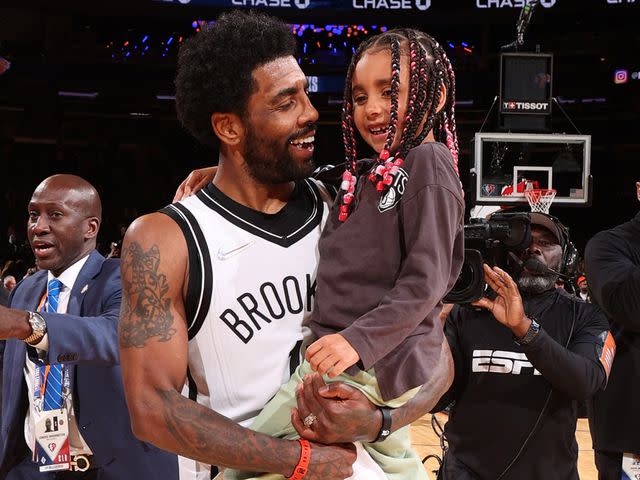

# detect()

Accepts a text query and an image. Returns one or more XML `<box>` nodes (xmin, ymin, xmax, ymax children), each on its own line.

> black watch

<box><xmin>374</xmin><ymin>407</ymin><xmax>392</xmax><ymax>442</ymax></box>
<box><xmin>515</xmin><ymin>318</ymin><xmax>540</xmax><ymax>346</ymax></box>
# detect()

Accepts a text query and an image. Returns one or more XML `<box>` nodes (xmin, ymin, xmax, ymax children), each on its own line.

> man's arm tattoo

<box><xmin>391</xmin><ymin>344</ymin><xmax>454</xmax><ymax>429</ymax></box>
<box><xmin>154</xmin><ymin>391</ymin><xmax>355</xmax><ymax>477</ymax></box>
<box><xmin>155</xmin><ymin>388</ymin><xmax>286</xmax><ymax>474</ymax></box>
<box><xmin>120</xmin><ymin>242</ymin><xmax>177</xmax><ymax>348</ymax></box>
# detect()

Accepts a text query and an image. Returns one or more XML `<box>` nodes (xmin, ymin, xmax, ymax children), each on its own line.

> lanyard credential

<box><xmin>31</xmin><ymin>284</ymin><xmax>72</xmax><ymax>472</ymax></box>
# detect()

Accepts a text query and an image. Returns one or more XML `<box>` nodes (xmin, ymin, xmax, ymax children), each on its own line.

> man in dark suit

<box><xmin>0</xmin><ymin>174</ymin><xmax>177</xmax><ymax>479</ymax></box>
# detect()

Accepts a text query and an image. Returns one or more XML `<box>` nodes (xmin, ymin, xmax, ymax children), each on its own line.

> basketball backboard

<box><xmin>472</xmin><ymin>132</ymin><xmax>592</xmax><ymax>207</ymax></box>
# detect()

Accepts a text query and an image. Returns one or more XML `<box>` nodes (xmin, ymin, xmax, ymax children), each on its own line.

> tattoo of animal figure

<box><xmin>120</xmin><ymin>242</ymin><xmax>176</xmax><ymax>348</ymax></box>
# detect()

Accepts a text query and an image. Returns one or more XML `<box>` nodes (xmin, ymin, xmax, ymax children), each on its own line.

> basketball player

<box><xmin>118</xmin><ymin>11</ymin><xmax>452</xmax><ymax>480</ymax></box>
<box><xmin>224</xmin><ymin>27</ymin><xmax>465</xmax><ymax>480</ymax></box>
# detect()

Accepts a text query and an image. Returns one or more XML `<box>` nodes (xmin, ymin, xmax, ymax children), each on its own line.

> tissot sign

<box><xmin>158</xmin><ymin>0</ymin><xmax>431</xmax><ymax>9</ymax></box>
<box><xmin>502</xmin><ymin>100</ymin><xmax>550</xmax><ymax>113</ymax></box>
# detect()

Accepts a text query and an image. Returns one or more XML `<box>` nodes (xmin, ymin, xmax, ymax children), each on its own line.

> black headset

<box><xmin>537</xmin><ymin>213</ymin><xmax>578</xmax><ymax>279</ymax></box>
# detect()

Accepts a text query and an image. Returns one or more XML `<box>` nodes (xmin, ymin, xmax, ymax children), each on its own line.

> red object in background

<box><xmin>0</xmin><ymin>57</ymin><xmax>10</xmax><ymax>75</ymax></box>
<box><xmin>501</xmin><ymin>179</ymin><xmax>540</xmax><ymax>196</ymax></box>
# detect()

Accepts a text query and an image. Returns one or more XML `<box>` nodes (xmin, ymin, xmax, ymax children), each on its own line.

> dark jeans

<box><xmin>594</xmin><ymin>450</ymin><xmax>622</xmax><ymax>480</ymax></box>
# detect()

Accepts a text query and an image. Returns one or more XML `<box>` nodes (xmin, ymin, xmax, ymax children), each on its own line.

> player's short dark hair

<box><xmin>175</xmin><ymin>10</ymin><xmax>296</xmax><ymax>147</ymax></box>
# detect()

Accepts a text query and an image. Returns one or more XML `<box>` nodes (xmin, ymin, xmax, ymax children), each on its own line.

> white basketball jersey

<box><xmin>160</xmin><ymin>179</ymin><xmax>332</xmax><ymax>480</ymax></box>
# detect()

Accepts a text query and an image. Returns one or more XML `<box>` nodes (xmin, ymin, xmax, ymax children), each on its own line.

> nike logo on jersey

<box><xmin>472</xmin><ymin>350</ymin><xmax>541</xmax><ymax>375</ymax></box>
<box><xmin>217</xmin><ymin>242</ymin><xmax>252</xmax><ymax>260</ymax></box>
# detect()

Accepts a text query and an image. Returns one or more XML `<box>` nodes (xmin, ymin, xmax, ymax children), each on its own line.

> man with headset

<box><xmin>435</xmin><ymin>212</ymin><xmax>614</xmax><ymax>479</ymax></box>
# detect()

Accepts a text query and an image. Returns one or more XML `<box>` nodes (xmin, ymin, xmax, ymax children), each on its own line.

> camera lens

<box><xmin>443</xmin><ymin>249</ymin><xmax>486</xmax><ymax>304</ymax></box>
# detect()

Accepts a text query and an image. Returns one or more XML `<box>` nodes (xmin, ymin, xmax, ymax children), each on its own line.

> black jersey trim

<box><xmin>289</xmin><ymin>339</ymin><xmax>303</xmax><ymax>376</ymax></box>
<box><xmin>196</xmin><ymin>179</ymin><xmax>324</xmax><ymax>248</ymax></box>
<box><xmin>186</xmin><ymin>367</ymin><xmax>198</xmax><ymax>402</ymax></box>
<box><xmin>325</xmin><ymin>184</ymin><xmax>338</xmax><ymax>201</ymax></box>
<box><xmin>159</xmin><ymin>203</ymin><xmax>213</xmax><ymax>339</ymax></box>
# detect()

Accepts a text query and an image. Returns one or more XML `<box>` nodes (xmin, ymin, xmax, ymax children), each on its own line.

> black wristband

<box><xmin>374</xmin><ymin>407</ymin><xmax>392</xmax><ymax>442</ymax></box>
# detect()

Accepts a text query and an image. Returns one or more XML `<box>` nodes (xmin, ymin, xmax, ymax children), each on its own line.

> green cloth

<box><xmin>223</xmin><ymin>360</ymin><xmax>427</xmax><ymax>480</ymax></box>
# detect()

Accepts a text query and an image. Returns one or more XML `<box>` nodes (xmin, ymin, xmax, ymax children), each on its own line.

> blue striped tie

<box><xmin>42</xmin><ymin>278</ymin><xmax>63</xmax><ymax>411</ymax></box>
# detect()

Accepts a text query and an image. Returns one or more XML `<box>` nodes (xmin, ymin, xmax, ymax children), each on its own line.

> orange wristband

<box><xmin>288</xmin><ymin>439</ymin><xmax>311</xmax><ymax>480</ymax></box>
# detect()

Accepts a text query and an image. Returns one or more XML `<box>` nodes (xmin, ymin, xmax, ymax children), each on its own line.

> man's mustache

<box><xmin>287</xmin><ymin>124</ymin><xmax>317</xmax><ymax>143</ymax></box>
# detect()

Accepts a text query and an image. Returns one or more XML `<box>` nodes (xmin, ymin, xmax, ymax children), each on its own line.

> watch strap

<box><xmin>24</xmin><ymin>311</ymin><xmax>46</xmax><ymax>345</ymax></box>
<box><xmin>374</xmin><ymin>407</ymin><xmax>393</xmax><ymax>442</ymax></box>
<box><xmin>515</xmin><ymin>317</ymin><xmax>540</xmax><ymax>346</ymax></box>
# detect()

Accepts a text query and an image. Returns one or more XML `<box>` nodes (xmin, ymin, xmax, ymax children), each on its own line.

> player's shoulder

<box><xmin>123</xmin><ymin>212</ymin><xmax>187</xmax><ymax>259</ymax></box>
<box><xmin>127</xmin><ymin>211</ymin><xmax>180</xmax><ymax>237</ymax></box>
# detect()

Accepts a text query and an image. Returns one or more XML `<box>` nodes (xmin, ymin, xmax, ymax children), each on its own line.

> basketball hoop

<box><xmin>524</xmin><ymin>188</ymin><xmax>557</xmax><ymax>214</ymax></box>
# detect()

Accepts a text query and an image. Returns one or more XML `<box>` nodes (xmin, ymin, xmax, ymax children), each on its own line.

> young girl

<box><xmin>179</xmin><ymin>28</ymin><xmax>465</xmax><ymax>480</ymax></box>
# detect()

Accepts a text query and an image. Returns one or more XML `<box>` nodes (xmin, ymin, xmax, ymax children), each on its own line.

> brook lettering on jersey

<box><xmin>221</xmin><ymin>274</ymin><xmax>316</xmax><ymax>343</ymax></box>
<box><xmin>472</xmin><ymin>350</ymin><xmax>541</xmax><ymax>375</ymax></box>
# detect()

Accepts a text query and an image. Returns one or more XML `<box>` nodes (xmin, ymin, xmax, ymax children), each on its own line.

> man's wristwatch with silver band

<box><xmin>515</xmin><ymin>317</ymin><xmax>540</xmax><ymax>346</ymax></box>
<box><xmin>24</xmin><ymin>311</ymin><xmax>47</xmax><ymax>345</ymax></box>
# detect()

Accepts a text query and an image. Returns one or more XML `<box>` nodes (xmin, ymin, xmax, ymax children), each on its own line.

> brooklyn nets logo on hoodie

<box><xmin>378</xmin><ymin>167</ymin><xmax>409</xmax><ymax>213</ymax></box>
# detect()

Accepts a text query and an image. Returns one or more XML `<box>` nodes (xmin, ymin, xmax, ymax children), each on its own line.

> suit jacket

<box><xmin>0</xmin><ymin>288</ymin><xmax>9</xmax><ymax>307</ymax></box>
<box><xmin>0</xmin><ymin>250</ymin><xmax>178</xmax><ymax>479</ymax></box>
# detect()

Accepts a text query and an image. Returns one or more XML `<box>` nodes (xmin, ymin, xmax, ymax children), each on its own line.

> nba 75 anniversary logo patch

<box><xmin>378</xmin><ymin>168</ymin><xmax>408</xmax><ymax>213</ymax></box>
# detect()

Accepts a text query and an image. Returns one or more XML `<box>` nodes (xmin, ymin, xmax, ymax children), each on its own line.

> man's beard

<box><xmin>517</xmin><ymin>258</ymin><xmax>562</xmax><ymax>294</ymax></box>
<box><xmin>242</xmin><ymin>125</ymin><xmax>316</xmax><ymax>184</ymax></box>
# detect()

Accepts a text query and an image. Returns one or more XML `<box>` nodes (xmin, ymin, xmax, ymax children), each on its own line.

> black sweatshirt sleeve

<box><xmin>586</xmin><ymin>231</ymin><xmax>640</xmax><ymax>332</ymax></box>
<box><xmin>520</xmin><ymin>310</ymin><xmax>608</xmax><ymax>400</ymax></box>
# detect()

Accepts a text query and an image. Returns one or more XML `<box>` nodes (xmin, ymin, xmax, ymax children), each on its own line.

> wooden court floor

<box><xmin>410</xmin><ymin>413</ymin><xmax>597</xmax><ymax>479</ymax></box>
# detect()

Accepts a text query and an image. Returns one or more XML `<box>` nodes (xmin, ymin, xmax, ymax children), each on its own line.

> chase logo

<box><xmin>229</xmin><ymin>0</ymin><xmax>310</xmax><ymax>7</ymax></box>
<box><xmin>476</xmin><ymin>0</ymin><xmax>556</xmax><ymax>8</ymax></box>
<box><xmin>354</xmin><ymin>0</ymin><xmax>430</xmax><ymax>9</ymax></box>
